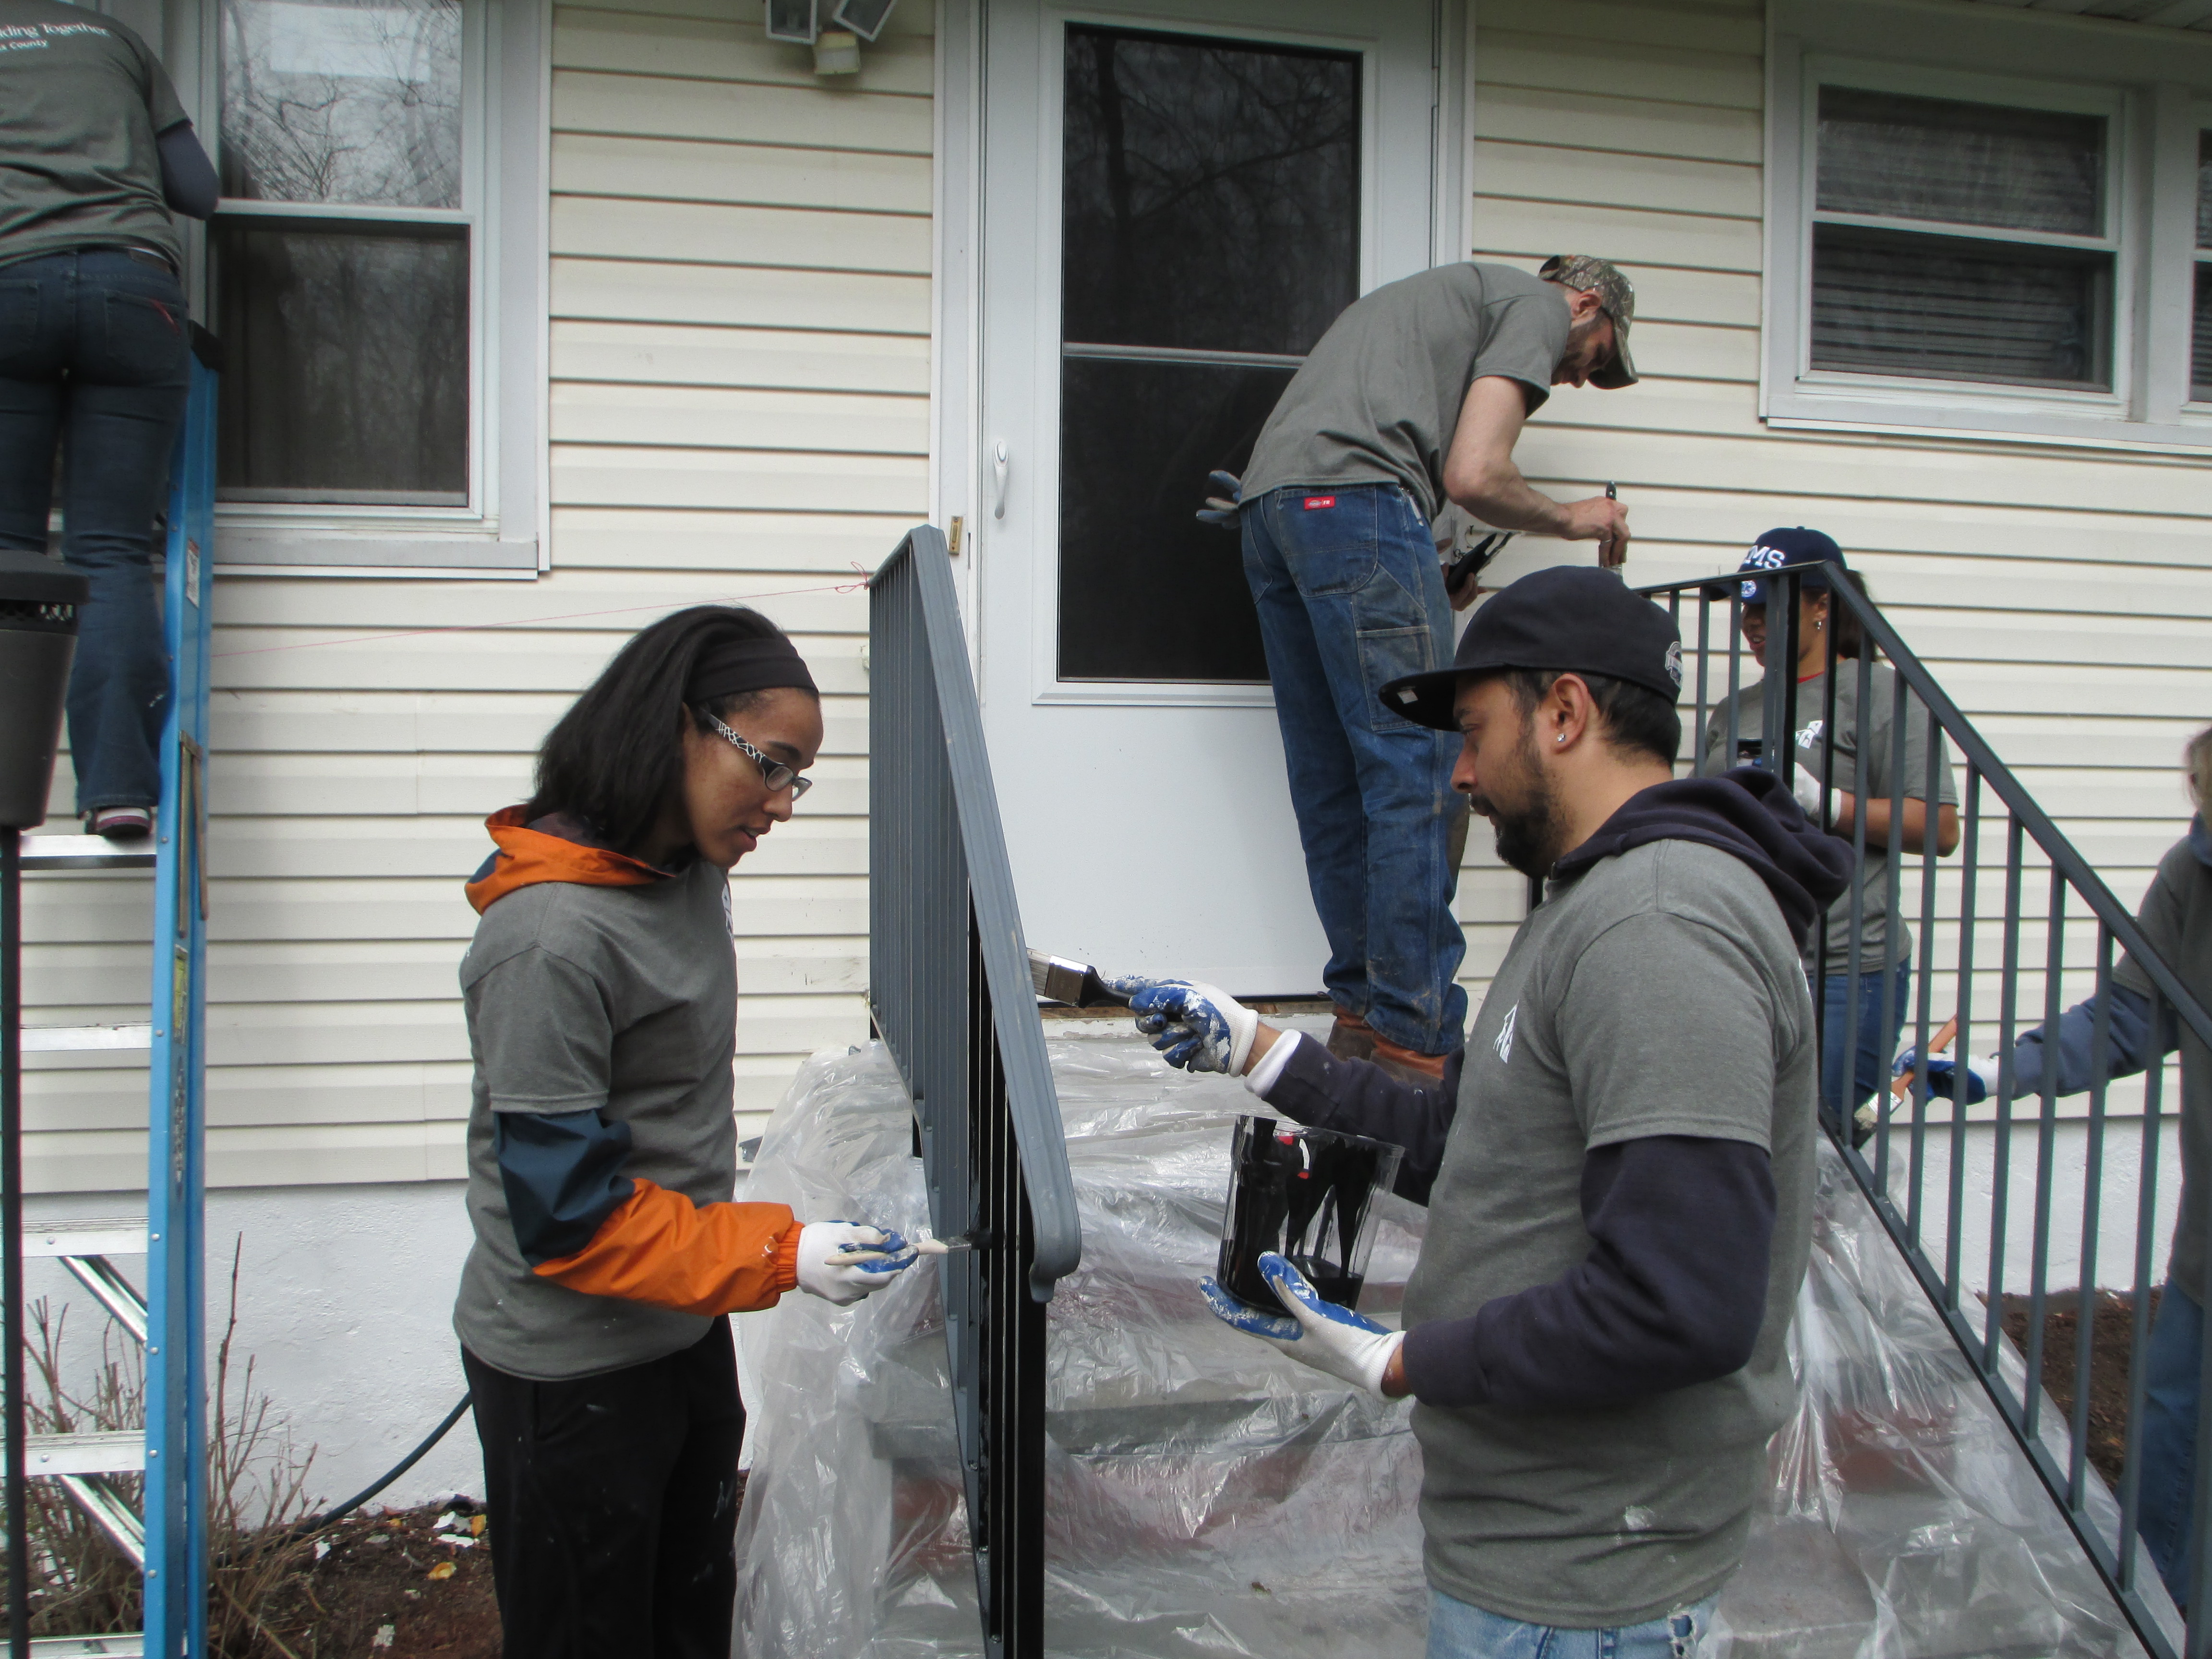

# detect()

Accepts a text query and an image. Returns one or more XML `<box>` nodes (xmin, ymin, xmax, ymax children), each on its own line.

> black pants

<box><xmin>463</xmin><ymin>1319</ymin><xmax>746</xmax><ymax>1659</ymax></box>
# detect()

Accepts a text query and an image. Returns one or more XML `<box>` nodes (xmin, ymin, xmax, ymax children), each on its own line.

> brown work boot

<box><xmin>1326</xmin><ymin>1009</ymin><xmax>1377</xmax><ymax>1063</ymax></box>
<box><xmin>1370</xmin><ymin>1034</ymin><xmax>1449</xmax><ymax>1085</ymax></box>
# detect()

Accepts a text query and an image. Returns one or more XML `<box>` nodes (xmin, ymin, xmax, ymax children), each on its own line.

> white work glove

<box><xmin>1108</xmin><ymin>976</ymin><xmax>1258</xmax><ymax>1075</ymax></box>
<box><xmin>1200</xmin><ymin>1252</ymin><xmax>1404</xmax><ymax>1396</ymax></box>
<box><xmin>1793</xmin><ymin>763</ymin><xmax>1833</xmax><ymax>826</ymax></box>
<box><xmin>795</xmin><ymin>1221</ymin><xmax>918</xmax><ymax>1305</ymax></box>
<box><xmin>1892</xmin><ymin>1046</ymin><xmax>2000</xmax><ymax>1106</ymax></box>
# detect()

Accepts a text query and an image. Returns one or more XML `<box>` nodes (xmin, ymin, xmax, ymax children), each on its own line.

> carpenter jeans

<box><xmin>1242</xmin><ymin>483</ymin><xmax>1467</xmax><ymax>1057</ymax></box>
<box><xmin>1820</xmin><ymin>961</ymin><xmax>1913</xmax><ymax>1140</ymax></box>
<box><xmin>0</xmin><ymin>247</ymin><xmax>188</xmax><ymax>815</ymax></box>
<box><xmin>1427</xmin><ymin>1588</ymin><xmax>1720</xmax><ymax>1659</ymax></box>
<box><xmin>2137</xmin><ymin>1280</ymin><xmax>2202</xmax><ymax>1608</ymax></box>
<box><xmin>463</xmin><ymin>1317</ymin><xmax>747</xmax><ymax>1659</ymax></box>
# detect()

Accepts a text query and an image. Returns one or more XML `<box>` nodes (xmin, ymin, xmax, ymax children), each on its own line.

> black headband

<box><xmin>686</xmin><ymin>633</ymin><xmax>818</xmax><ymax>707</ymax></box>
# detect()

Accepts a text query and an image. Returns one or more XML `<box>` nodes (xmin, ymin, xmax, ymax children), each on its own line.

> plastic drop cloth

<box><xmin>733</xmin><ymin>1037</ymin><xmax>2168</xmax><ymax>1659</ymax></box>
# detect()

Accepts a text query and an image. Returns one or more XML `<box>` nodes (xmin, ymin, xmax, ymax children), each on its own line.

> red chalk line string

<box><xmin>210</xmin><ymin>566</ymin><xmax>875</xmax><ymax>660</ymax></box>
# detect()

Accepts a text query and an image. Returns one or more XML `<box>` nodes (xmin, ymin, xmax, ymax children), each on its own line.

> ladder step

<box><xmin>9</xmin><ymin>1431</ymin><xmax>144</xmax><ymax>1478</ymax></box>
<box><xmin>21</xmin><ymin>1025</ymin><xmax>152</xmax><ymax>1054</ymax></box>
<box><xmin>19</xmin><ymin>836</ymin><xmax>156</xmax><ymax>872</ymax></box>
<box><xmin>23</xmin><ymin>1219</ymin><xmax>147</xmax><ymax>1259</ymax></box>
<box><xmin>55</xmin><ymin>1475</ymin><xmax>145</xmax><ymax>1569</ymax></box>
<box><xmin>29</xmin><ymin>1635</ymin><xmax>142</xmax><ymax>1658</ymax></box>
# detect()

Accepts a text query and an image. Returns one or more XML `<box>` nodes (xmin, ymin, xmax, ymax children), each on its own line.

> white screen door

<box><xmin>976</xmin><ymin>0</ymin><xmax>1441</xmax><ymax>993</ymax></box>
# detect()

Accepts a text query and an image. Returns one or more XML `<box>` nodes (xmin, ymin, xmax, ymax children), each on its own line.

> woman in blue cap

<box><xmin>1701</xmin><ymin>529</ymin><xmax>1959</xmax><ymax>1141</ymax></box>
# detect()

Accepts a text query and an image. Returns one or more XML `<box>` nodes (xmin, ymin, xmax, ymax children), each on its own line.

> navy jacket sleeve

<box><xmin>156</xmin><ymin>123</ymin><xmax>219</xmax><ymax>220</ymax></box>
<box><xmin>495</xmin><ymin>1108</ymin><xmax>636</xmax><ymax>1266</ymax></box>
<box><xmin>1399</xmin><ymin>1135</ymin><xmax>1777</xmax><ymax>1412</ymax></box>
<box><xmin>1257</xmin><ymin>1037</ymin><xmax>1463</xmax><ymax>1204</ymax></box>
<box><xmin>2009</xmin><ymin>985</ymin><xmax>2168</xmax><ymax>1100</ymax></box>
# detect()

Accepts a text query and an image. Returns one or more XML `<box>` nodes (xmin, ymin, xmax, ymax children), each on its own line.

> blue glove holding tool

<box><xmin>1200</xmin><ymin>1251</ymin><xmax>1404</xmax><ymax>1396</ymax></box>
<box><xmin>1195</xmin><ymin>470</ymin><xmax>1242</xmax><ymax>529</ymax></box>
<box><xmin>1108</xmin><ymin>974</ymin><xmax>1260</xmax><ymax>1075</ymax></box>
<box><xmin>795</xmin><ymin>1221</ymin><xmax>920</xmax><ymax>1305</ymax></box>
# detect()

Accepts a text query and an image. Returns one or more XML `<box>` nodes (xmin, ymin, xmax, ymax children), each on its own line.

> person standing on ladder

<box><xmin>454</xmin><ymin>606</ymin><xmax>920</xmax><ymax>1658</ymax></box>
<box><xmin>1204</xmin><ymin>255</ymin><xmax>1640</xmax><ymax>1082</ymax></box>
<box><xmin>1902</xmin><ymin>723</ymin><xmax>2212</xmax><ymax>1609</ymax></box>
<box><xmin>0</xmin><ymin>0</ymin><xmax>218</xmax><ymax>839</ymax></box>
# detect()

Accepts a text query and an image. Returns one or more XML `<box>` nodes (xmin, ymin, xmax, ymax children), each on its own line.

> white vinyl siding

<box><xmin>22</xmin><ymin>0</ymin><xmax>933</xmax><ymax>1193</ymax></box>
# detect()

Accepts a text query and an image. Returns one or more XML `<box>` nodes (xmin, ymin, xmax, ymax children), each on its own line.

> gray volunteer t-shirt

<box><xmin>0</xmin><ymin>0</ymin><xmax>188</xmax><ymax>270</ymax></box>
<box><xmin>1703</xmin><ymin>663</ymin><xmax>1957</xmax><ymax>967</ymax></box>
<box><xmin>452</xmin><ymin>859</ymin><xmax>742</xmax><ymax>1381</ymax></box>
<box><xmin>1402</xmin><ymin>838</ymin><xmax>1818</xmax><ymax>1627</ymax></box>
<box><xmin>2115</xmin><ymin>832</ymin><xmax>2212</xmax><ymax>1301</ymax></box>
<box><xmin>1242</xmin><ymin>262</ymin><xmax>1569</xmax><ymax>524</ymax></box>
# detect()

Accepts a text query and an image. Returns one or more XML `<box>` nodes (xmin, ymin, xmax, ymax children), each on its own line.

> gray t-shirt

<box><xmin>2116</xmin><ymin>832</ymin><xmax>2212</xmax><ymax>1301</ymax></box>
<box><xmin>1401</xmin><ymin>839</ymin><xmax>1818</xmax><ymax>1627</ymax></box>
<box><xmin>452</xmin><ymin>860</ymin><xmax>741</xmax><ymax>1381</ymax></box>
<box><xmin>1703</xmin><ymin>663</ymin><xmax>1958</xmax><ymax>968</ymax></box>
<box><xmin>0</xmin><ymin>0</ymin><xmax>188</xmax><ymax>270</ymax></box>
<box><xmin>1241</xmin><ymin>262</ymin><xmax>1569</xmax><ymax>523</ymax></box>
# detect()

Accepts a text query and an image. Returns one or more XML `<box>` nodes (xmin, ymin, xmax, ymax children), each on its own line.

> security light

<box><xmin>764</xmin><ymin>0</ymin><xmax>815</xmax><ymax>43</ymax></box>
<box><xmin>831</xmin><ymin>0</ymin><xmax>895</xmax><ymax>41</ymax></box>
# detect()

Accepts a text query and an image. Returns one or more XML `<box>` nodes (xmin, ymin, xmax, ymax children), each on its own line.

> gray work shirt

<box><xmin>1401</xmin><ymin>839</ymin><xmax>1818</xmax><ymax>1627</ymax></box>
<box><xmin>1703</xmin><ymin>663</ymin><xmax>1958</xmax><ymax>968</ymax></box>
<box><xmin>0</xmin><ymin>0</ymin><xmax>187</xmax><ymax>270</ymax></box>
<box><xmin>1241</xmin><ymin>262</ymin><xmax>1569</xmax><ymax>524</ymax></box>
<box><xmin>2116</xmin><ymin>832</ymin><xmax>2212</xmax><ymax>1301</ymax></box>
<box><xmin>452</xmin><ymin>861</ymin><xmax>740</xmax><ymax>1381</ymax></box>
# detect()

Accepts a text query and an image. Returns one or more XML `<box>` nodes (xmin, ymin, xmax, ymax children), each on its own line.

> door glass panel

<box><xmin>1058</xmin><ymin>24</ymin><xmax>1360</xmax><ymax>684</ymax></box>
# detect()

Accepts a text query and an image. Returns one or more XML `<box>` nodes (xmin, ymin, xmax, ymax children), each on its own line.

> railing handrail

<box><xmin>1636</xmin><ymin>563</ymin><xmax>2212</xmax><ymax>1058</ymax></box>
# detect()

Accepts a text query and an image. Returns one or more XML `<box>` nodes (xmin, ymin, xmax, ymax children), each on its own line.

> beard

<box><xmin>1471</xmin><ymin>724</ymin><xmax>1566</xmax><ymax>880</ymax></box>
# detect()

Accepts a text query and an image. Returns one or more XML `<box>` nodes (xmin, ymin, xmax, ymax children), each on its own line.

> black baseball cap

<box><xmin>1376</xmin><ymin>566</ymin><xmax>1683</xmax><ymax>733</ymax></box>
<box><xmin>1717</xmin><ymin>527</ymin><xmax>1846</xmax><ymax>604</ymax></box>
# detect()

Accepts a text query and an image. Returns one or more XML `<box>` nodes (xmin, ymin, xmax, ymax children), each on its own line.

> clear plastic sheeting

<box><xmin>734</xmin><ymin>1036</ymin><xmax>2162</xmax><ymax>1659</ymax></box>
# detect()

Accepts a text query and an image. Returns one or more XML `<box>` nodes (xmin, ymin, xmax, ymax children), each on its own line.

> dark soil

<box><xmin>2000</xmin><ymin>1287</ymin><xmax>2158</xmax><ymax>1487</ymax></box>
<box><xmin>257</xmin><ymin>1500</ymin><xmax>500</xmax><ymax>1659</ymax></box>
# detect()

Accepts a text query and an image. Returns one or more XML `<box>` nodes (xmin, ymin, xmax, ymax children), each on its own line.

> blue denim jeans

<box><xmin>1241</xmin><ymin>482</ymin><xmax>1466</xmax><ymax>1057</ymax></box>
<box><xmin>2138</xmin><ymin>1280</ymin><xmax>2201</xmax><ymax>1608</ymax></box>
<box><xmin>0</xmin><ymin>247</ymin><xmax>187</xmax><ymax>814</ymax></box>
<box><xmin>1427</xmin><ymin>1588</ymin><xmax>1719</xmax><ymax>1659</ymax></box>
<box><xmin>1820</xmin><ymin>961</ymin><xmax>1912</xmax><ymax>1140</ymax></box>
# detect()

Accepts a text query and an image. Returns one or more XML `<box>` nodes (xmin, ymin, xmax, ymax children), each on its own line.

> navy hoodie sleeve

<box><xmin>1257</xmin><ymin>1037</ymin><xmax>1463</xmax><ymax>1204</ymax></box>
<box><xmin>1400</xmin><ymin>1134</ymin><xmax>1777</xmax><ymax>1410</ymax></box>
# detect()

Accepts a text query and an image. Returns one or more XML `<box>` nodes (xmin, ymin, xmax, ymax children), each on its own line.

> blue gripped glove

<box><xmin>1201</xmin><ymin>1252</ymin><xmax>1404</xmax><ymax>1396</ymax></box>
<box><xmin>1891</xmin><ymin>1046</ymin><xmax>1998</xmax><ymax>1105</ymax></box>
<box><xmin>1107</xmin><ymin>975</ymin><xmax>1258</xmax><ymax>1075</ymax></box>
<box><xmin>795</xmin><ymin>1221</ymin><xmax>920</xmax><ymax>1306</ymax></box>
<box><xmin>1195</xmin><ymin>470</ymin><xmax>1243</xmax><ymax>529</ymax></box>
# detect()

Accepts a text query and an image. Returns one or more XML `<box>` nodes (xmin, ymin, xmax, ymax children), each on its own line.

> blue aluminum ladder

<box><xmin>13</xmin><ymin>345</ymin><xmax>215</xmax><ymax>1659</ymax></box>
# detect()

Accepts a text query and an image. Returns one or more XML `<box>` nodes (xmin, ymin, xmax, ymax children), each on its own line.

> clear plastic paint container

<box><xmin>1215</xmin><ymin>1116</ymin><xmax>1405</xmax><ymax>1317</ymax></box>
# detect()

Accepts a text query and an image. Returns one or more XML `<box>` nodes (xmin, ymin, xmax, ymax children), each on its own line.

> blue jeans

<box><xmin>1427</xmin><ymin>1588</ymin><xmax>1719</xmax><ymax>1659</ymax></box>
<box><xmin>2139</xmin><ymin>1280</ymin><xmax>2202</xmax><ymax>1608</ymax></box>
<box><xmin>0</xmin><ymin>247</ymin><xmax>187</xmax><ymax>813</ymax></box>
<box><xmin>1242</xmin><ymin>483</ymin><xmax>1466</xmax><ymax>1056</ymax></box>
<box><xmin>1820</xmin><ymin>961</ymin><xmax>1912</xmax><ymax>1140</ymax></box>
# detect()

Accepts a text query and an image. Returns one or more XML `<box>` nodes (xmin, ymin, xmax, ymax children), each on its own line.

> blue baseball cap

<box><xmin>1725</xmin><ymin>527</ymin><xmax>1846</xmax><ymax>603</ymax></box>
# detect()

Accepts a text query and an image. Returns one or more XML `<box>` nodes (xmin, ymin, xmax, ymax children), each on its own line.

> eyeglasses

<box><xmin>705</xmin><ymin>711</ymin><xmax>814</xmax><ymax>799</ymax></box>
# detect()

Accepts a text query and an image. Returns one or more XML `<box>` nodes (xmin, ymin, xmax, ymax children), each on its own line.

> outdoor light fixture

<box><xmin>763</xmin><ymin>0</ymin><xmax>815</xmax><ymax>43</ymax></box>
<box><xmin>830</xmin><ymin>0</ymin><xmax>896</xmax><ymax>40</ymax></box>
<box><xmin>812</xmin><ymin>26</ymin><xmax>859</xmax><ymax>72</ymax></box>
<box><xmin>0</xmin><ymin>549</ymin><xmax>87</xmax><ymax>831</ymax></box>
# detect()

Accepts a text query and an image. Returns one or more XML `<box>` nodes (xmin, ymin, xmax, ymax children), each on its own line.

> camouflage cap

<box><xmin>1538</xmin><ymin>254</ymin><xmax>1638</xmax><ymax>389</ymax></box>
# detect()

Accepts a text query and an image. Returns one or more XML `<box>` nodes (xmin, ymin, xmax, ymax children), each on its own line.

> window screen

<box><xmin>1810</xmin><ymin>86</ymin><xmax>2114</xmax><ymax>392</ymax></box>
<box><xmin>215</xmin><ymin>0</ymin><xmax>472</xmax><ymax>504</ymax></box>
<box><xmin>1056</xmin><ymin>25</ymin><xmax>1359</xmax><ymax>684</ymax></box>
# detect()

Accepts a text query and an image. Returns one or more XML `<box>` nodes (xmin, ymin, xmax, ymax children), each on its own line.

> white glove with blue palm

<box><xmin>1200</xmin><ymin>1252</ymin><xmax>1404</xmax><ymax>1396</ymax></box>
<box><xmin>1892</xmin><ymin>1046</ymin><xmax>2000</xmax><ymax>1105</ymax></box>
<box><xmin>796</xmin><ymin>1221</ymin><xmax>919</xmax><ymax>1305</ymax></box>
<box><xmin>1195</xmin><ymin>470</ymin><xmax>1243</xmax><ymax>529</ymax></box>
<box><xmin>1108</xmin><ymin>975</ymin><xmax>1258</xmax><ymax>1075</ymax></box>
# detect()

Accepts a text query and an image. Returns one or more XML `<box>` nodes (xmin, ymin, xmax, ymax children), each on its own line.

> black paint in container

<box><xmin>1215</xmin><ymin>1115</ymin><xmax>1404</xmax><ymax>1316</ymax></box>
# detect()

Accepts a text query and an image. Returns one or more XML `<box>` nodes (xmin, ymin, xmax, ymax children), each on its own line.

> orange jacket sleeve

<box><xmin>533</xmin><ymin>1180</ymin><xmax>802</xmax><ymax>1316</ymax></box>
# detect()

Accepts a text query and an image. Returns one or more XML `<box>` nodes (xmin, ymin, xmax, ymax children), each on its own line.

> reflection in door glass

<box><xmin>1058</xmin><ymin>26</ymin><xmax>1360</xmax><ymax>683</ymax></box>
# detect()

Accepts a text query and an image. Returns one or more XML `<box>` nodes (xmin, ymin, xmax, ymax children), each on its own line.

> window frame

<box><xmin>167</xmin><ymin>0</ymin><xmax>546</xmax><ymax>571</ymax></box>
<box><xmin>1765</xmin><ymin>0</ymin><xmax>2212</xmax><ymax>453</ymax></box>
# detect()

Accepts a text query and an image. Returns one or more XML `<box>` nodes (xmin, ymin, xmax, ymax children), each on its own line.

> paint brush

<box><xmin>1027</xmin><ymin>950</ymin><xmax>1130</xmax><ymax>1009</ymax></box>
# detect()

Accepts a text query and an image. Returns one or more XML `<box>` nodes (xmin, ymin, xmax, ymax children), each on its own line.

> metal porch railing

<box><xmin>1636</xmin><ymin>563</ymin><xmax>2212</xmax><ymax>1659</ymax></box>
<box><xmin>866</xmin><ymin>525</ymin><xmax>1082</xmax><ymax>1659</ymax></box>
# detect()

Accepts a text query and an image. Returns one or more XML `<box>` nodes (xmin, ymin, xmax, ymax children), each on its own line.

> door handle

<box><xmin>992</xmin><ymin>439</ymin><xmax>1010</xmax><ymax>519</ymax></box>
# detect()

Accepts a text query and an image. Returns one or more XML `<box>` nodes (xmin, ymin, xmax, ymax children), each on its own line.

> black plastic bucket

<box><xmin>1215</xmin><ymin>1115</ymin><xmax>1403</xmax><ymax>1317</ymax></box>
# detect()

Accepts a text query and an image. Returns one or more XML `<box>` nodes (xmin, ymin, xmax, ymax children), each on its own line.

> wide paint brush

<box><xmin>1027</xmin><ymin>950</ymin><xmax>1130</xmax><ymax>1010</ymax></box>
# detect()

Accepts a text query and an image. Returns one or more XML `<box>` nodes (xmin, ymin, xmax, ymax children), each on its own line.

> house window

<box><xmin>1810</xmin><ymin>87</ymin><xmax>2115</xmax><ymax>393</ymax></box>
<box><xmin>212</xmin><ymin>0</ymin><xmax>473</xmax><ymax>506</ymax></box>
<box><xmin>2195</xmin><ymin>132</ymin><xmax>2212</xmax><ymax>404</ymax></box>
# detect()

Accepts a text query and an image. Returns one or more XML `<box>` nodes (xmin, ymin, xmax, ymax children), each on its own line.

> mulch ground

<box><xmin>1999</xmin><ymin>1287</ymin><xmax>2157</xmax><ymax>1486</ymax></box>
<box><xmin>257</xmin><ymin>1500</ymin><xmax>499</xmax><ymax>1659</ymax></box>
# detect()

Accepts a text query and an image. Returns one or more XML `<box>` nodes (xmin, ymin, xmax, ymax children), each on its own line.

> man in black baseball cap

<box><xmin>1117</xmin><ymin>565</ymin><xmax>1851</xmax><ymax>1653</ymax></box>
